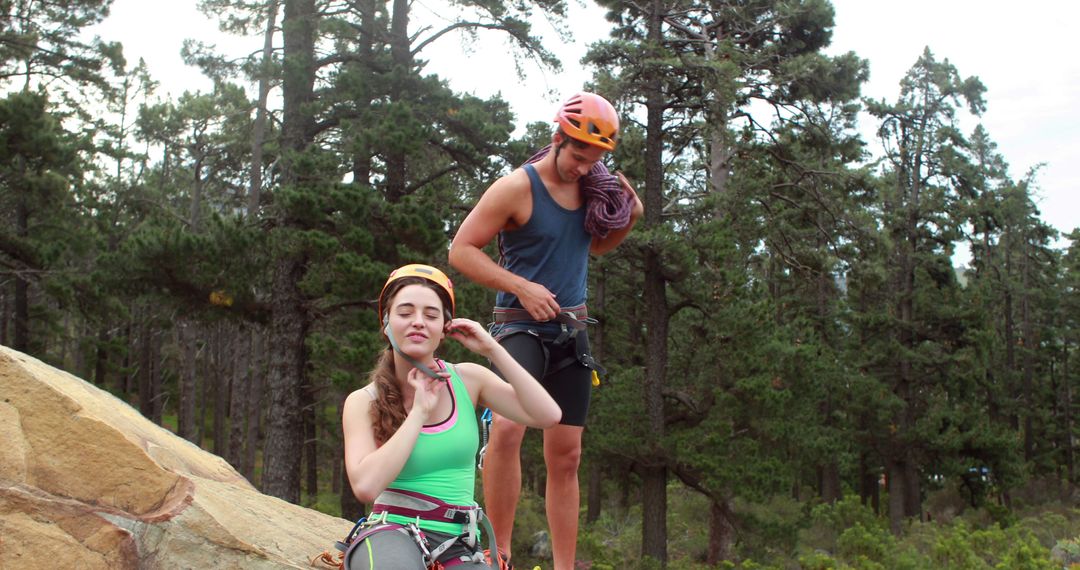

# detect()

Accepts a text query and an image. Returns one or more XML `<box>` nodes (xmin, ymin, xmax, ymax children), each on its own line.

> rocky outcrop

<box><xmin>0</xmin><ymin>345</ymin><xmax>351</xmax><ymax>569</ymax></box>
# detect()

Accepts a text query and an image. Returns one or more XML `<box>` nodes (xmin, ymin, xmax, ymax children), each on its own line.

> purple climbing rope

<box><xmin>524</xmin><ymin>144</ymin><xmax>633</xmax><ymax>239</ymax></box>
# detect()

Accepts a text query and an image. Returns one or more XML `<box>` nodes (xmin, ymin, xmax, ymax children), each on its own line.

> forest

<box><xmin>2</xmin><ymin>0</ymin><xmax>1078</xmax><ymax>568</ymax></box>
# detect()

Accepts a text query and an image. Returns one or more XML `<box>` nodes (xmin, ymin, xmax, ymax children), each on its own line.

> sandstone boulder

<box><xmin>0</xmin><ymin>345</ymin><xmax>351</xmax><ymax>569</ymax></box>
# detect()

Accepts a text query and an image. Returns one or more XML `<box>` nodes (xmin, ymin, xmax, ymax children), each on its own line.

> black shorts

<box><xmin>489</xmin><ymin>329</ymin><xmax>592</xmax><ymax>427</ymax></box>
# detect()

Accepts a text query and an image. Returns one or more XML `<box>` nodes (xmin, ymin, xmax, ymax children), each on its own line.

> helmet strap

<box><xmin>384</xmin><ymin>322</ymin><xmax>444</xmax><ymax>380</ymax></box>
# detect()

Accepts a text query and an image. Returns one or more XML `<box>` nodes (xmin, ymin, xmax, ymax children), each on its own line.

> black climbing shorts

<box><xmin>489</xmin><ymin>327</ymin><xmax>593</xmax><ymax>427</ymax></box>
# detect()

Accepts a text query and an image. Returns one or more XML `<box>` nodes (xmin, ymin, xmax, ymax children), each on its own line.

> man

<box><xmin>448</xmin><ymin>92</ymin><xmax>643</xmax><ymax>570</ymax></box>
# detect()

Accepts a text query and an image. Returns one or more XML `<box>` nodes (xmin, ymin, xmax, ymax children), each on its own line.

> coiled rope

<box><xmin>524</xmin><ymin>144</ymin><xmax>633</xmax><ymax>239</ymax></box>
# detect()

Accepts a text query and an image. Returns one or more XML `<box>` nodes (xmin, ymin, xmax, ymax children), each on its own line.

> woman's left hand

<box><xmin>446</xmin><ymin>318</ymin><xmax>497</xmax><ymax>356</ymax></box>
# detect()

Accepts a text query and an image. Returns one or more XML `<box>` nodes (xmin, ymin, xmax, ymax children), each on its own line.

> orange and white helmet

<box><xmin>554</xmin><ymin>92</ymin><xmax>619</xmax><ymax>151</ymax></box>
<box><xmin>378</xmin><ymin>264</ymin><xmax>455</xmax><ymax>321</ymax></box>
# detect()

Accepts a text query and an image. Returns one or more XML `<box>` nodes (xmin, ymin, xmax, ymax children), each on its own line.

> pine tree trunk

<box><xmin>383</xmin><ymin>0</ymin><xmax>410</xmax><ymax>202</ymax></box>
<box><xmin>213</xmin><ymin>324</ymin><xmax>230</xmax><ymax>456</ymax></box>
<box><xmin>137</xmin><ymin>321</ymin><xmax>154</xmax><ymax>419</ymax></box>
<box><xmin>349</xmin><ymin>0</ymin><xmax>377</xmax><ymax>186</ymax></box>
<box><xmin>228</xmin><ymin>325</ymin><xmax>252</xmax><ymax>471</ymax></box>
<box><xmin>262</xmin><ymin>0</ymin><xmax>317</xmax><ymax>503</ymax></box>
<box><xmin>1</xmin><ymin>284</ymin><xmax>9</xmax><ymax>346</ymax></box>
<box><xmin>640</xmin><ymin>0</ymin><xmax>668</xmax><ymax>562</ymax></box>
<box><xmin>94</xmin><ymin>327</ymin><xmax>109</xmax><ymax>386</ymax></box>
<box><xmin>119</xmin><ymin>320</ymin><xmax>132</xmax><ymax>394</ymax></box>
<box><xmin>150</xmin><ymin>328</ymin><xmax>164</xmax><ymax>425</ymax></box>
<box><xmin>1064</xmin><ymin>341</ymin><xmax>1074</xmax><ymax>484</ymax></box>
<box><xmin>903</xmin><ymin>460</ymin><xmax>921</xmax><ymax>520</ymax></box>
<box><xmin>819</xmin><ymin>464</ymin><xmax>842</xmax><ymax>504</ymax></box>
<box><xmin>707</xmin><ymin>498</ymin><xmax>735</xmax><ymax>565</ymax></box>
<box><xmin>244</xmin><ymin>327</ymin><xmax>266</xmax><ymax>483</ymax></box>
<box><xmin>586</xmin><ymin>461</ymin><xmax>602</xmax><ymax>524</ymax></box>
<box><xmin>263</xmin><ymin>256</ymin><xmax>308</xmax><ymax>501</ymax></box>
<box><xmin>191</xmin><ymin>157</ymin><xmax>204</xmax><ymax>231</ymax></box>
<box><xmin>1021</xmin><ymin>247</ymin><xmax>1035</xmax><ymax>461</ymax></box>
<box><xmin>858</xmin><ymin>453</ymin><xmax>880</xmax><ymax>514</ymax></box>
<box><xmin>1004</xmin><ymin>239</ymin><xmax>1018</xmax><ymax>433</ymax></box>
<box><xmin>887</xmin><ymin>459</ymin><xmax>905</xmax><ymax>535</ymax></box>
<box><xmin>247</xmin><ymin>0</ymin><xmax>278</xmax><ymax>215</ymax></box>
<box><xmin>13</xmin><ymin>177</ymin><xmax>29</xmax><ymax>353</ymax></box>
<box><xmin>303</xmin><ymin>377</ymin><xmax>318</xmax><ymax>501</ymax></box>
<box><xmin>586</xmin><ymin>268</ymin><xmax>606</xmax><ymax>526</ymax></box>
<box><xmin>178</xmin><ymin>321</ymin><xmax>199</xmax><ymax>443</ymax></box>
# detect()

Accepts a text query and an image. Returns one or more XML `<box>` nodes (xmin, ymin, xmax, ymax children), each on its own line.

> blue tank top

<box><xmin>495</xmin><ymin>164</ymin><xmax>591</xmax><ymax>311</ymax></box>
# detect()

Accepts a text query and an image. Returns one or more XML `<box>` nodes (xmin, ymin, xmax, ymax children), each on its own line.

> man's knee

<box><xmin>488</xmin><ymin>416</ymin><xmax>527</xmax><ymax>455</ymax></box>
<box><xmin>544</xmin><ymin>441</ymin><xmax>582</xmax><ymax>475</ymax></box>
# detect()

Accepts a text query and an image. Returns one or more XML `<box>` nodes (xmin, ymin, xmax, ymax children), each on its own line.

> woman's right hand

<box><xmin>407</xmin><ymin>367</ymin><xmax>447</xmax><ymax>420</ymax></box>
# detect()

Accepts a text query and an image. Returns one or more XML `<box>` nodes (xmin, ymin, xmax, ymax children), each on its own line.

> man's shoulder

<box><xmin>483</xmin><ymin>167</ymin><xmax>532</xmax><ymax>202</ymax></box>
<box><xmin>494</xmin><ymin>166</ymin><xmax>531</xmax><ymax>190</ymax></box>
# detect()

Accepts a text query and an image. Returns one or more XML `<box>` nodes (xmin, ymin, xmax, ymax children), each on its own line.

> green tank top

<box><xmin>384</xmin><ymin>363</ymin><xmax>479</xmax><ymax>535</ymax></box>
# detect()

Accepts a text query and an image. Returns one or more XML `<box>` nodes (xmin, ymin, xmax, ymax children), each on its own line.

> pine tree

<box><xmin>0</xmin><ymin>91</ymin><xmax>79</xmax><ymax>353</ymax></box>
<box><xmin>584</xmin><ymin>0</ymin><xmax>867</xmax><ymax>561</ymax></box>
<box><xmin>861</xmin><ymin>47</ymin><xmax>987</xmax><ymax>534</ymax></box>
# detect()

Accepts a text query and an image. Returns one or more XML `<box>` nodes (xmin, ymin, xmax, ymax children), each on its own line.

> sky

<box><xmin>89</xmin><ymin>0</ymin><xmax>1079</xmax><ymax>247</ymax></box>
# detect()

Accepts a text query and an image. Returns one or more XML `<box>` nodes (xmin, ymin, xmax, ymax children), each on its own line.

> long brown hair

<box><xmin>367</xmin><ymin>276</ymin><xmax>452</xmax><ymax>445</ymax></box>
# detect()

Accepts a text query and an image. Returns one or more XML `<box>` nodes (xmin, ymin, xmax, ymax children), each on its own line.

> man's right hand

<box><xmin>515</xmin><ymin>280</ymin><xmax>561</xmax><ymax>321</ymax></box>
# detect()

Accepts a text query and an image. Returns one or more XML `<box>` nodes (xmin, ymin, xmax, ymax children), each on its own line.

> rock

<box><xmin>529</xmin><ymin>529</ymin><xmax>551</xmax><ymax>559</ymax></box>
<box><xmin>0</xmin><ymin>345</ymin><xmax>351</xmax><ymax>569</ymax></box>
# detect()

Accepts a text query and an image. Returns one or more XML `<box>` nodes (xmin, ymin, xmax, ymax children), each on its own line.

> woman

<box><xmin>342</xmin><ymin>264</ymin><xmax>561</xmax><ymax>569</ymax></box>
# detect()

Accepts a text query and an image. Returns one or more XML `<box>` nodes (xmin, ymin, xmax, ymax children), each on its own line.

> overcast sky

<box><xmin>90</xmin><ymin>0</ymin><xmax>1079</xmax><ymax>247</ymax></box>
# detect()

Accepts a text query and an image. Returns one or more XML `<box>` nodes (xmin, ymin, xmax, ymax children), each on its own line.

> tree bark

<box><xmin>137</xmin><ymin>320</ymin><xmax>155</xmax><ymax>419</ymax></box>
<box><xmin>859</xmin><ymin>454</ymin><xmax>881</xmax><ymax>514</ymax></box>
<box><xmin>247</xmin><ymin>0</ymin><xmax>279</xmax><ymax>215</ymax></box>
<box><xmin>819</xmin><ymin>464</ymin><xmax>842</xmax><ymax>504</ymax></box>
<box><xmin>263</xmin><ymin>257</ymin><xmax>309</xmax><ymax>501</ymax></box>
<box><xmin>213</xmin><ymin>323</ymin><xmax>230</xmax><ymax>456</ymax></box>
<box><xmin>261</xmin><ymin>0</ymin><xmax>317</xmax><ymax>503</ymax></box>
<box><xmin>887</xmin><ymin>459</ymin><xmax>905</xmax><ymax>535</ymax></box>
<box><xmin>1021</xmin><ymin>244</ymin><xmax>1035</xmax><ymax>461</ymax></box>
<box><xmin>150</xmin><ymin>327</ymin><xmax>164</xmax><ymax>425</ymax></box>
<box><xmin>178</xmin><ymin>321</ymin><xmax>199</xmax><ymax>443</ymax></box>
<box><xmin>586</xmin><ymin>461</ymin><xmax>603</xmax><ymax>525</ymax></box>
<box><xmin>0</xmin><ymin>285</ymin><xmax>8</xmax><ymax>347</ymax></box>
<box><xmin>383</xmin><ymin>0</ymin><xmax>410</xmax><ymax>202</ymax></box>
<box><xmin>13</xmin><ymin>166</ymin><xmax>29</xmax><ymax>353</ymax></box>
<box><xmin>303</xmin><ymin>374</ymin><xmax>318</xmax><ymax>501</ymax></box>
<box><xmin>903</xmin><ymin>460</ymin><xmax>921</xmax><ymax>520</ymax></box>
<box><xmin>244</xmin><ymin>326</ymin><xmax>267</xmax><ymax>483</ymax></box>
<box><xmin>639</xmin><ymin>0</ymin><xmax>668</xmax><ymax>562</ymax></box>
<box><xmin>94</xmin><ymin>327</ymin><xmax>109</xmax><ymax>387</ymax></box>
<box><xmin>228</xmin><ymin>324</ymin><xmax>252</xmax><ymax>471</ymax></box>
<box><xmin>707</xmin><ymin>498</ymin><xmax>735</xmax><ymax>565</ymax></box>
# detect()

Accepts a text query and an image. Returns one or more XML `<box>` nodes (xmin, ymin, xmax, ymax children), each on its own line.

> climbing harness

<box><xmin>491</xmin><ymin>305</ymin><xmax>606</xmax><ymax>378</ymax></box>
<box><xmin>475</xmin><ymin>305</ymin><xmax>607</xmax><ymax>469</ymax></box>
<box><xmin>326</xmin><ymin>488</ymin><xmax>499</xmax><ymax>570</ymax></box>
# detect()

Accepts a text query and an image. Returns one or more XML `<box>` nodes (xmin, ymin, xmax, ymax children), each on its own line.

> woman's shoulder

<box><xmin>446</xmin><ymin>361</ymin><xmax>496</xmax><ymax>390</ymax></box>
<box><xmin>447</xmin><ymin>361</ymin><xmax>485</xmax><ymax>377</ymax></box>
<box><xmin>344</xmin><ymin>383</ymin><xmax>377</xmax><ymax>407</ymax></box>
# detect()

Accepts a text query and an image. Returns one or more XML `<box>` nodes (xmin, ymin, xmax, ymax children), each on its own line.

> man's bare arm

<box><xmin>449</xmin><ymin>171</ymin><xmax>562</xmax><ymax>321</ymax></box>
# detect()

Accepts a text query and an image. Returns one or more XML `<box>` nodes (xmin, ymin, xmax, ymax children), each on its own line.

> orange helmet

<box><xmin>554</xmin><ymin>92</ymin><xmax>619</xmax><ymax>151</ymax></box>
<box><xmin>378</xmin><ymin>264</ymin><xmax>455</xmax><ymax>321</ymax></box>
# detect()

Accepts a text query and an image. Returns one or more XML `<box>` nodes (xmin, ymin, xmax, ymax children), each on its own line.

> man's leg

<box><xmin>543</xmin><ymin>424</ymin><xmax>584</xmax><ymax>570</ymax></box>
<box><xmin>482</xmin><ymin>413</ymin><xmax>527</xmax><ymax>563</ymax></box>
<box><xmin>485</xmin><ymin>332</ymin><xmax>548</xmax><ymax>565</ymax></box>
